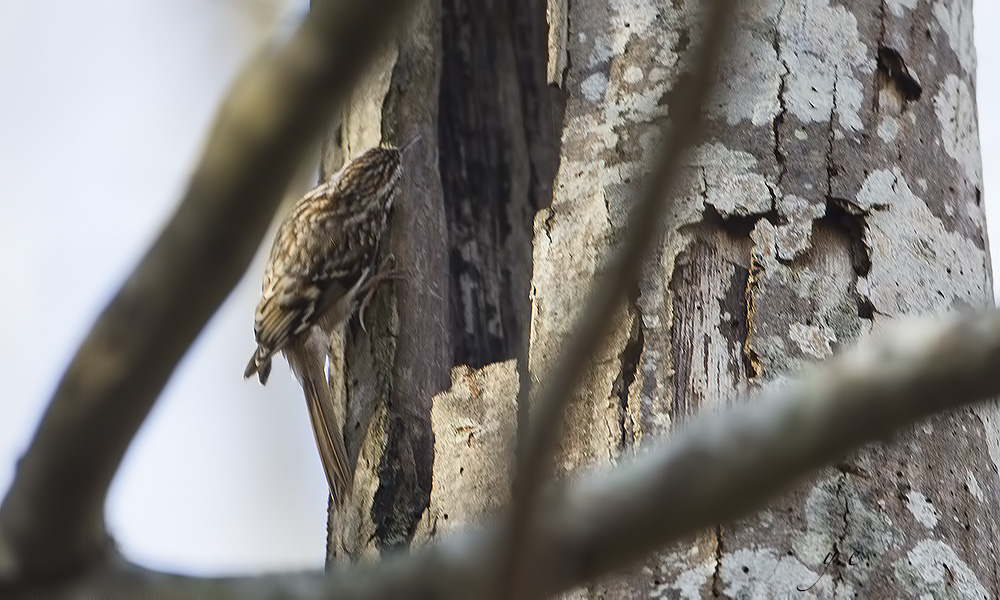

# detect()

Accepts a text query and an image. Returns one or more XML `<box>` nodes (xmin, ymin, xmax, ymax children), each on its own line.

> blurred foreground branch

<box><xmin>0</xmin><ymin>0</ymin><xmax>407</xmax><ymax>584</ymax></box>
<box><xmin>30</xmin><ymin>311</ymin><xmax>1000</xmax><ymax>598</ymax></box>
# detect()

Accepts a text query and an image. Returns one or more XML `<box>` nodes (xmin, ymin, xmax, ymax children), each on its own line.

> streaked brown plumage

<box><xmin>245</xmin><ymin>144</ymin><xmax>406</xmax><ymax>501</ymax></box>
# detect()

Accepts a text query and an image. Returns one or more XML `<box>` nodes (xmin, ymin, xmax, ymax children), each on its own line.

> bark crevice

<box><xmin>711</xmin><ymin>525</ymin><xmax>724</xmax><ymax>598</ymax></box>
<box><xmin>612</xmin><ymin>301</ymin><xmax>645</xmax><ymax>453</ymax></box>
<box><xmin>771</xmin><ymin>0</ymin><xmax>790</xmax><ymax>190</ymax></box>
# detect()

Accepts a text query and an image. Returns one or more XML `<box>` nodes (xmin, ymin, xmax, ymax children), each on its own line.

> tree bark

<box><xmin>529</xmin><ymin>0</ymin><xmax>998</xmax><ymax>597</ymax></box>
<box><xmin>323</xmin><ymin>0</ymin><xmax>999</xmax><ymax>597</ymax></box>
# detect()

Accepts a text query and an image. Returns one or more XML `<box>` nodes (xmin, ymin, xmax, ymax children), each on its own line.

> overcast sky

<box><xmin>0</xmin><ymin>0</ymin><xmax>996</xmax><ymax>577</ymax></box>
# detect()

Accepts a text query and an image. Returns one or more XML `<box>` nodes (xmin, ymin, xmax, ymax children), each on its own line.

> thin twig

<box><xmin>27</xmin><ymin>311</ymin><xmax>1000</xmax><ymax>599</ymax></box>
<box><xmin>503</xmin><ymin>0</ymin><xmax>735</xmax><ymax>595</ymax></box>
<box><xmin>0</xmin><ymin>0</ymin><xmax>408</xmax><ymax>582</ymax></box>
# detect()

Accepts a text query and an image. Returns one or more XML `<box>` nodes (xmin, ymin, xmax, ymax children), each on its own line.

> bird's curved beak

<box><xmin>399</xmin><ymin>134</ymin><xmax>422</xmax><ymax>155</ymax></box>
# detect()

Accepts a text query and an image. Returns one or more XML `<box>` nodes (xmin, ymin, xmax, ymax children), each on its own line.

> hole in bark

<box><xmin>673</xmin><ymin>29</ymin><xmax>690</xmax><ymax>53</ymax></box>
<box><xmin>701</xmin><ymin>203</ymin><xmax>781</xmax><ymax>239</ymax></box>
<box><xmin>876</xmin><ymin>47</ymin><xmax>922</xmax><ymax>102</ymax></box>
<box><xmin>821</xmin><ymin>198</ymin><xmax>871</xmax><ymax>277</ymax></box>
<box><xmin>857</xmin><ymin>298</ymin><xmax>875</xmax><ymax>321</ymax></box>
<box><xmin>439</xmin><ymin>0</ymin><xmax>561</xmax><ymax>368</ymax></box>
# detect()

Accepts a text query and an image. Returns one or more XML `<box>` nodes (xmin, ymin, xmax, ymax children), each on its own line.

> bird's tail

<box><xmin>244</xmin><ymin>347</ymin><xmax>272</xmax><ymax>384</ymax></box>
<box><xmin>303</xmin><ymin>377</ymin><xmax>352</xmax><ymax>503</ymax></box>
<box><xmin>286</xmin><ymin>342</ymin><xmax>352</xmax><ymax>503</ymax></box>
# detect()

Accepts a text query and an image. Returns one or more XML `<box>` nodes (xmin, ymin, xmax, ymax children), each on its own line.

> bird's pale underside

<box><xmin>245</xmin><ymin>144</ymin><xmax>406</xmax><ymax>502</ymax></box>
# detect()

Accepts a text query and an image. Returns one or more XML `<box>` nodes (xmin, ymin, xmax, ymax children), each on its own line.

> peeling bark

<box><xmin>413</xmin><ymin>361</ymin><xmax>519</xmax><ymax>541</ymax></box>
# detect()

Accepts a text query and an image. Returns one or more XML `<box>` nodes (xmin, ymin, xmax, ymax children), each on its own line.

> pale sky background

<box><xmin>0</xmin><ymin>0</ymin><xmax>997</xmax><ymax>577</ymax></box>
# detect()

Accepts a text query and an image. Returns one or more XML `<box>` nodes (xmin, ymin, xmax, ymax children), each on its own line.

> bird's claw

<box><xmin>357</xmin><ymin>260</ymin><xmax>409</xmax><ymax>334</ymax></box>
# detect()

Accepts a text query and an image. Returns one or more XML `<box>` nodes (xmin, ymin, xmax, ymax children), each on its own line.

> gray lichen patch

<box><xmin>659</xmin><ymin>559</ymin><xmax>715</xmax><ymax>600</ymax></box>
<box><xmin>876</xmin><ymin>114</ymin><xmax>900</xmax><ymax>143</ymax></box>
<box><xmin>720</xmin><ymin>547</ymin><xmax>834</xmax><ymax>599</ymax></box>
<box><xmin>934</xmin><ymin>73</ymin><xmax>982</xmax><ymax>186</ymax></box>
<box><xmin>856</xmin><ymin>169</ymin><xmax>988</xmax><ymax>315</ymax></box>
<box><xmin>647</xmin><ymin>545</ymin><xmax>716</xmax><ymax>599</ymax></box>
<box><xmin>708</xmin><ymin>28</ymin><xmax>783</xmax><ymax>127</ymax></box>
<box><xmin>581</xmin><ymin>72</ymin><xmax>610</xmax><ymax>103</ymax></box>
<box><xmin>788</xmin><ymin>321</ymin><xmax>837</xmax><ymax>359</ymax></box>
<box><xmin>775</xmin><ymin>195</ymin><xmax>827</xmax><ymax>261</ymax></box>
<box><xmin>796</xmin><ymin>474</ymin><xmax>895</xmax><ymax>567</ymax></box>
<box><xmin>691</xmin><ymin>143</ymin><xmax>774</xmax><ymax>219</ymax></box>
<box><xmin>778</xmin><ymin>0</ymin><xmax>869</xmax><ymax>132</ymax></box>
<box><xmin>894</xmin><ymin>539</ymin><xmax>990</xmax><ymax>599</ymax></box>
<box><xmin>932</xmin><ymin>0</ymin><xmax>976</xmax><ymax>76</ymax></box>
<box><xmin>888</xmin><ymin>0</ymin><xmax>919</xmax><ymax>17</ymax></box>
<box><xmin>905</xmin><ymin>490</ymin><xmax>942</xmax><ymax>529</ymax></box>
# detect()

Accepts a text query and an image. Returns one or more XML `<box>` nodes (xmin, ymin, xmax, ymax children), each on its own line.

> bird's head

<box><xmin>336</xmin><ymin>137</ymin><xmax>421</xmax><ymax>212</ymax></box>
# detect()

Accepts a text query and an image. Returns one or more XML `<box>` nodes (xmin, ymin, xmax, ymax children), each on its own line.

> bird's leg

<box><xmin>357</xmin><ymin>255</ymin><xmax>409</xmax><ymax>332</ymax></box>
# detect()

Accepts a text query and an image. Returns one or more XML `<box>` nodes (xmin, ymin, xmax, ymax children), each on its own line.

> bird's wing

<box><xmin>251</xmin><ymin>201</ymin><xmax>356</xmax><ymax>355</ymax></box>
<box><xmin>252</xmin><ymin>272</ymin><xmax>352</xmax><ymax>364</ymax></box>
<box><xmin>250</xmin><ymin>168</ymin><xmax>386</xmax><ymax>366</ymax></box>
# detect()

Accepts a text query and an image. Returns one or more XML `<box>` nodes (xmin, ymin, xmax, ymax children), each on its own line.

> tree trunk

<box><xmin>325</xmin><ymin>0</ymin><xmax>1000</xmax><ymax>596</ymax></box>
<box><xmin>322</xmin><ymin>0</ymin><xmax>559</xmax><ymax>559</ymax></box>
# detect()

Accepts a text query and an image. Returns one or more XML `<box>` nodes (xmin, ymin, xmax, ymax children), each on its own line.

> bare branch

<box><xmin>0</xmin><ymin>0</ymin><xmax>408</xmax><ymax>581</ymax></box>
<box><xmin>25</xmin><ymin>311</ymin><xmax>1000</xmax><ymax>599</ymax></box>
<box><xmin>504</xmin><ymin>0</ymin><xmax>734</xmax><ymax>593</ymax></box>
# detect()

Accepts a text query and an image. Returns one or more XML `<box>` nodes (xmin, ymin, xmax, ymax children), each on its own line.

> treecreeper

<box><xmin>244</xmin><ymin>141</ymin><xmax>414</xmax><ymax>501</ymax></box>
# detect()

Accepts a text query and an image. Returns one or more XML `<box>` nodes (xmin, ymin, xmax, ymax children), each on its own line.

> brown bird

<box><xmin>245</xmin><ymin>142</ymin><xmax>410</xmax><ymax>501</ymax></box>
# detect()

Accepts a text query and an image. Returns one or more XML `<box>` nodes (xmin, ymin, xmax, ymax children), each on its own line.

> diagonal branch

<box><xmin>504</xmin><ymin>0</ymin><xmax>735</xmax><ymax>593</ymax></box>
<box><xmin>0</xmin><ymin>0</ymin><xmax>408</xmax><ymax>581</ymax></box>
<box><xmin>30</xmin><ymin>310</ymin><xmax>1000</xmax><ymax>599</ymax></box>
